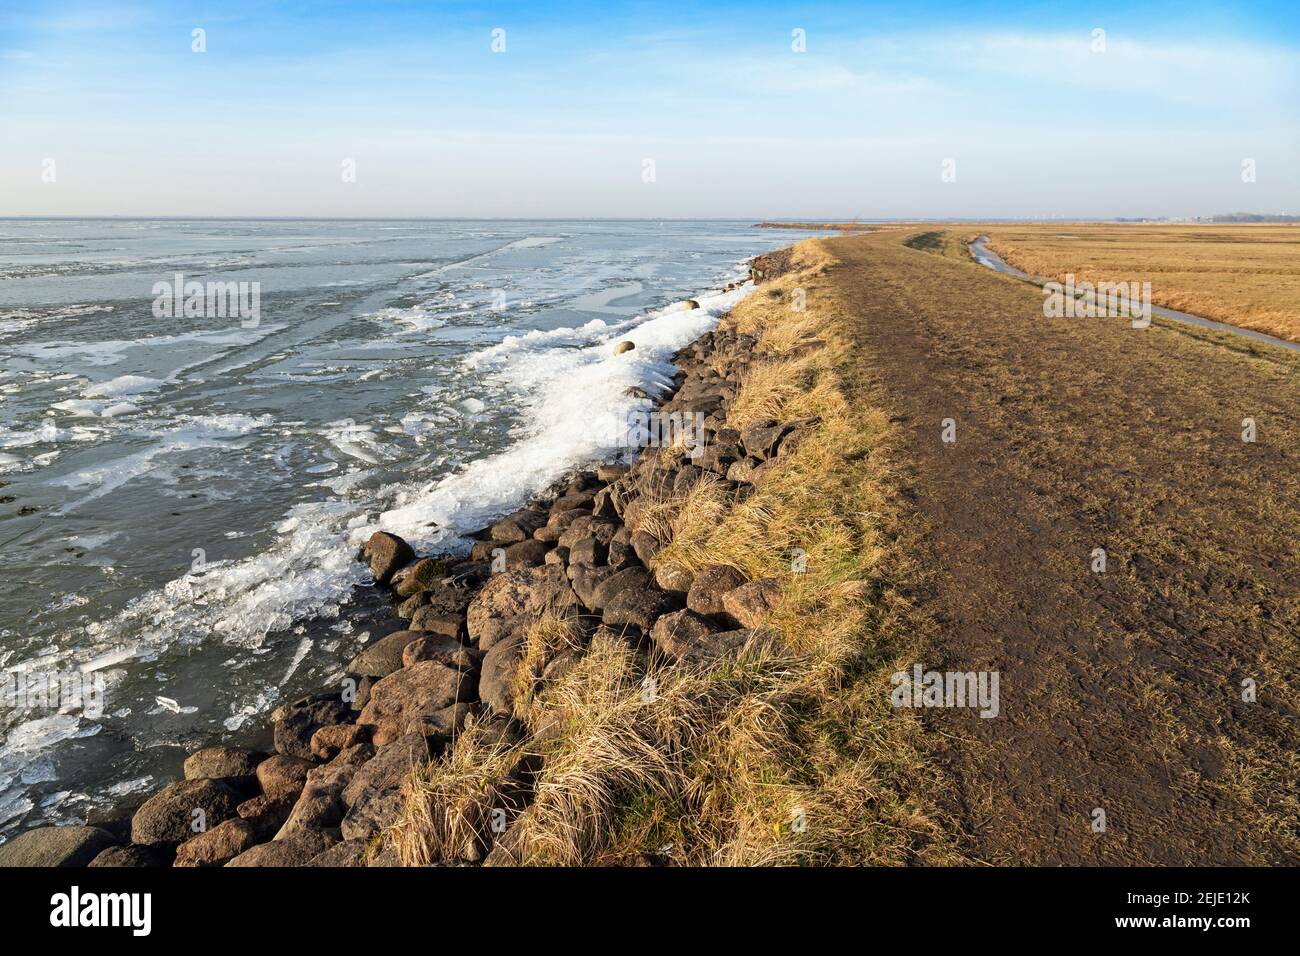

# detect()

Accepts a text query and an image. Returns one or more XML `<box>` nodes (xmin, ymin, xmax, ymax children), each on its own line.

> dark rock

<box><xmin>596</xmin><ymin>463</ymin><xmax>629</xmax><ymax>482</ymax></box>
<box><xmin>401</xmin><ymin>633</ymin><xmax>477</xmax><ymax>671</ymax></box>
<box><xmin>504</xmin><ymin>539</ymin><xmax>549</xmax><ymax>569</ymax></box>
<box><xmin>631</xmin><ymin>531</ymin><xmax>663</xmax><ymax>565</ymax></box>
<box><xmin>408</xmin><ymin>702</ymin><xmax>476</xmax><ymax>744</ymax></box>
<box><xmin>391</xmin><ymin>557</ymin><xmax>451</xmax><ymax>598</ymax></box>
<box><xmin>408</xmin><ymin>606</ymin><xmax>468</xmax><ymax>640</ymax></box>
<box><xmin>341</xmin><ymin>788</ymin><xmax>405</xmax><ymax>841</ymax></box>
<box><xmin>362</xmin><ymin>531</ymin><xmax>414</xmax><ymax>585</ymax></box>
<box><xmin>569</xmin><ymin>563</ymin><xmax>616</xmax><ymax>610</ymax></box>
<box><xmin>552</xmin><ymin>492</ymin><xmax>595</xmax><ymax>513</ymax></box>
<box><xmin>306</xmin><ymin>838</ymin><xmax>369</xmax><ymax>867</ymax></box>
<box><xmin>256</xmin><ymin>754</ymin><xmax>313</xmax><ymax>798</ymax></box>
<box><xmin>237</xmin><ymin>791</ymin><xmax>297</xmax><ymax>838</ymax></box>
<box><xmin>653</xmin><ymin>562</ymin><xmax>695</xmax><ymax>596</ymax></box>
<box><xmin>183</xmin><ymin>746</ymin><xmax>261</xmax><ymax>781</ymax></box>
<box><xmin>343</xmin><ymin>734</ymin><xmax>430</xmax><ymax>807</ymax></box>
<box><xmin>0</xmin><ymin>825</ymin><xmax>116</xmax><ymax>867</ymax></box>
<box><xmin>358</xmin><ymin>660</ymin><xmax>477</xmax><ymax>746</ymax></box>
<box><xmin>479</xmin><ymin>634</ymin><xmax>525</xmax><ymax>716</ymax></box>
<box><xmin>602</xmin><ymin>587</ymin><xmax>682</xmax><ymax>632</ymax></box>
<box><xmin>591</xmin><ymin>487</ymin><xmax>619</xmax><ymax>518</ymax></box>
<box><xmin>310</xmin><ymin>723</ymin><xmax>372</xmax><ymax>760</ymax></box>
<box><xmin>740</xmin><ymin>421</ymin><xmax>793</xmax><ymax>460</ymax></box>
<box><xmin>558</xmin><ymin>516</ymin><xmax>618</xmax><ymax>550</ymax></box>
<box><xmin>673</xmin><ymin>464</ymin><xmax>705</xmax><ymax>491</ymax></box>
<box><xmin>676</xmin><ymin>627</ymin><xmax>784</xmax><ymax>664</ymax></box>
<box><xmin>607</xmin><ymin>535</ymin><xmax>639</xmax><ymax>572</ymax></box>
<box><xmin>131</xmin><ymin>779</ymin><xmax>241</xmax><ymax>847</ymax></box>
<box><xmin>591</xmin><ymin>566</ymin><xmax>654</xmax><ymax>613</ymax></box>
<box><xmin>650</xmin><ymin>609</ymin><xmax>719</xmax><ymax>659</ymax></box>
<box><xmin>569</xmin><ymin>536</ymin><xmax>608</xmax><ymax>567</ymax></box>
<box><xmin>396</xmin><ymin>590</ymin><xmax>430</xmax><ymax>619</ymax></box>
<box><xmin>174</xmin><ymin>818</ymin><xmax>259</xmax><ymax>867</ymax></box>
<box><xmin>721</xmin><ymin>577</ymin><xmax>782</xmax><ymax>628</ymax></box>
<box><xmin>88</xmin><ymin>845</ymin><xmax>163</xmax><ymax>867</ymax></box>
<box><xmin>686</xmin><ymin>565</ymin><xmax>748</xmax><ymax>617</ymax></box>
<box><xmin>491</xmin><ymin>510</ymin><xmax>548</xmax><ymax>544</ymax></box>
<box><xmin>346</xmin><ymin>629</ymin><xmax>421</xmax><ymax>678</ymax></box>
<box><xmin>225</xmin><ymin>828</ymin><xmax>336</xmax><ymax>867</ymax></box>
<box><xmin>272</xmin><ymin>695</ymin><xmax>350</xmax><ymax>760</ymax></box>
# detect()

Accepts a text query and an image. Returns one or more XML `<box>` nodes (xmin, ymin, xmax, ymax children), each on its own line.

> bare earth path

<box><xmin>822</xmin><ymin>230</ymin><xmax>1300</xmax><ymax>865</ymax></box>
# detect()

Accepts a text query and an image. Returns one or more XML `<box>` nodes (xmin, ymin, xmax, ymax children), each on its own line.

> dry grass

<box><xmin>391</xmin><ymin>238</ymin><xmax>962</xmax><ymax>866</ymax></box>
<box><xmin>392</xmin><ymin>714</ymin><xmax>529</xmax><ymax>866</ymax></box>
<box><xmin>980</xmin><ymin>223</ymin><xmax>1300</xmax><ymax>343</ymax></box>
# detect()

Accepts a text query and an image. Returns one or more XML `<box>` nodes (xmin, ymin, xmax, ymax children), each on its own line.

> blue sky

<box><xmin>2</xmin><ymin>1</ymin><xmax>1297</xmax><ymax>217</ymax></box>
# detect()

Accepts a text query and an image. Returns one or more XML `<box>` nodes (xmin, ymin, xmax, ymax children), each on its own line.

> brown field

<box><xmin>978</xmin><ymin>223</ymin><xmax>1300</xmax><ymax>343</ymax></box>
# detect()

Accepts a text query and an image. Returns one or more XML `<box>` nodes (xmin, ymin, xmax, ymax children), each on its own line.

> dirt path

<box><xmin>822</xmin><ymin>230</ymin><xmax>1300</xmax><ymax>865</ymax></box>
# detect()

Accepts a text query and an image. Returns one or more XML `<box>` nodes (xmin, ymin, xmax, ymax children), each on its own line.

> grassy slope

<box><xmin>389</xmin><ymin>241</ymin><xmax>961</xmax><ymax>866</ymax></box>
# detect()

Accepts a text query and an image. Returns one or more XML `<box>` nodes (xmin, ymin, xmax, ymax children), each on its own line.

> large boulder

<box><xmin>225</xmin><ymin>828</ymin><xmax>335</xmax><ymax>867</ymax></box>
<box><xmin>88</xmin><ymin>845</ymin><xmax>164</xmax><ymax>867</ymax></box>
<box><xmin>721</xmin><ymin>577</ymin><xmax>782</xmax><ymax>628</ymax></box>
<box><xmin>255</xmin><ymin>754</ymin><xmax>313</xmax><ymax>798</ymax></box>
<box><xmin>0</xmin><ymin>825</ymin><xmax>116</xmax><ymax>867</ymax></box>
<box><xmin>630</xmin><ymin>531</ymin><xmax>663</xmax><ymax>565</ymax></box>
<box><xmin>343</xmin><ymin>734</ymin><xmax>430</xmax><ymax>807</ymax></box>
<box><xmin>276</xmin><ymin>757</ymin><xmax>361</xmax><ymax>837</ymax></box>
<box><xmin>182</xmin><ymin>746</ymin><xmax>262</xmax><ymax>781</ymax></box>
<box><xmin>408</xmin><ymin>607</ymin><xmax>468</xmax><ymax>640</ymax></box>
<box><xmin>686</xmin><ymin>565</ymin><xmax>747</xmax><ymax>617</ymax></box>
<box><xmin>358</xmin><ymin>660</ymin><xmax>477</xmax><ymax>746</ymax></box>
<box><xmin>569</xmin><ymin>536</ymin><xmax>608</xmax><ymax>567</ymax></box>
<box><xmin>591</xmin><ymin>567</ymin><xmax>653</xmax><ymax>613</ymax></box>
<box><xmin>569</xmin><ymin>564</ymin><xmax>616</xmax><ymax>610</ymax></box>
<box><xmin>174</xmin><ymin>818</ymin><xmax>260</xmax><ymax>867</ymax></box>
<box><xmin>306</xmin><ymin>838</ymin><xmax>368</xmax><ymax>867</ymax></box>
<box><xmin>341</xmin><ymin>788</ymin><xmax>405</xmax><ymax>841</ymax></box>
<box><xmin>504</xmin><ymin>539</ymin><xmax>549</xmax><ymax>569</ymax></box>
<box><xmin>310</xmin><ymin>723</ymin><xmax>372</xmax><ymax>760</ymax></box>
<box><xmin>391</xmin><ymin>557</ymin><xmax>451</xmax><ymax>598</ymax></box>
<box><xmin>649</xmin><ymin>608</ymin><xmax>719</xmax><ymax>659</ymax></box>
<box><xmin>653</xmin><ymin>561</ymin><xmax>695</xmax><ymax>596</ymax></box>
<box><xmin>346</xmin><ymin>629</ymin><xmax>421</xmax><ymax>678</ymax></box>
<box><xmin>131</xmin><ymin>778</ymin><xmax>241</xmax><ymax>847</ymax></box>
<box><xmin>362</xmin><ymin>531</ymin><xmax>414</xmax><ymax>585</ymax></box>
<box><xmin>491</xmin><ymin>510</ymin><xmax>548</xmax><ymax>543</ymax></box>
<box><xmin>602</xmin><ymin>586</ymin><xmax>681</xmax><ymax>632</ymax></box>
<box><xmin>401</xmin><ymin>633</ymin><xmax>477</xmax><ymax>671</ymax></box>
<box><xmin>272</xmin><ymin>695</ymin><xmax>351</xmax><ymax>759</ymax></box>
<box><xmin>237</xmin><ymin>791</ymin><xmax>297</xmax><ymax>838</ymax></box>
<box><xmin>479</xmin><ymin>634</ymin><xmax>525</xmax><ymax>716</ymax></box>
<box><xmin>466</xmin><ymin>566</ymin><xmax>580</xmax><ymax>650</ymax></box>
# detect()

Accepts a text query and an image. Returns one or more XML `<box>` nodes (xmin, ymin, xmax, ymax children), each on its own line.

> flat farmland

<box><xmin>980</xmin><ymin>224</ymin><xmax>1300</xmax><ymax>343</ymax></box>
